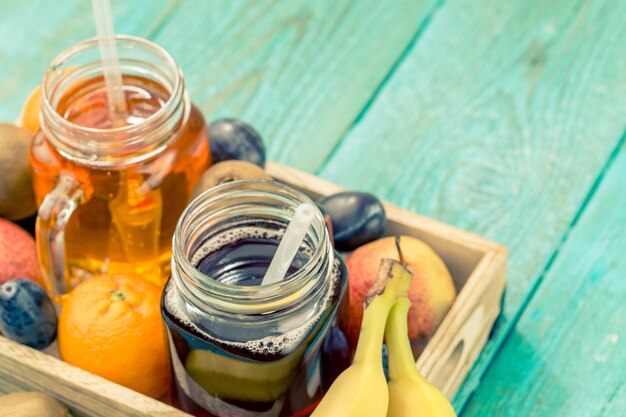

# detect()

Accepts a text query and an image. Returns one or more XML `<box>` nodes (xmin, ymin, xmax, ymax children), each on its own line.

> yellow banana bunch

<box><xmin>312</xmin><ymin>259</ymin><xmax>411</xmax><ymax>417</ymax></box>
<box><xmin>385</xmin><ymin>273</ymin><xmax>457</xmax><ymax>417</ymax></box>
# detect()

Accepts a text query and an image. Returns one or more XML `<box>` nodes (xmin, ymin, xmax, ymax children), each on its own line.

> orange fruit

<box><xmin>58</xmin><ymin>274</ymin><xmax>171</xmax><ymax>399</ymax></box>
<box><xmin>19</xmin><ymin>85</ymin><xmax>41</xmax><ymax>133</ymax></box>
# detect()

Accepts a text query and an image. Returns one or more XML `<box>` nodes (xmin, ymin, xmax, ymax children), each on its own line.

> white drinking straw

<box><xmin>91</xmin><ymin>0</ymin><xmax>127</xmax><ymax>118</ymax></box>
<box><xmin>261</xmin><ymin>203</ymin><xmax>316</xmax><ymax>286</ymax></box>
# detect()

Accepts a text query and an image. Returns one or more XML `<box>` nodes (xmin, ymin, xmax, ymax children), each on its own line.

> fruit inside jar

<box><xmin>162</xmin><ymin>184</ymin><xmax>348</xmax><ymax>417</ymax></box>
<box><xmin>30</xmin><ymin>74</ymin><xmax>210</xmax><ymax>287</ymax></box>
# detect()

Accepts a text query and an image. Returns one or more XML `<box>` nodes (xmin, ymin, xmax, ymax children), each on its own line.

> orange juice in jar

<box><xmin>30</xmin><ymin>36</ymin><xmax>210</xmax><ymax>295</ymax></box>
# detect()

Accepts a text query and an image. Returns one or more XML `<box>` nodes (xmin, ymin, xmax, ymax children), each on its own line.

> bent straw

<box><xmin>261</xmin><ymin>203</ymin><xmax>316</xmax><ymax>286</ymax></box>
<box><xmin>91</xmin><ymin>0</ymin><xmax>127</xmax><ymax>119</ymax></box>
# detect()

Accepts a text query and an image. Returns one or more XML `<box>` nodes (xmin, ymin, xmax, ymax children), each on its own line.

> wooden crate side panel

<box><xmin>419</xmin><ymin>247</ymin><xmax>507</xmax><ymax>398</ymax></box>
<box><xmin>0</xmin><ymin>337</ymin><xmax>190</xmax><ymax>417</ymax></box>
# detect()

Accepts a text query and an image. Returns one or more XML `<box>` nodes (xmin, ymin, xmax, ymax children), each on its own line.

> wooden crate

<box><xmin>0</xmin><ymin>162</ymin><xmax>506</xmax><ymax>416</ymax></box>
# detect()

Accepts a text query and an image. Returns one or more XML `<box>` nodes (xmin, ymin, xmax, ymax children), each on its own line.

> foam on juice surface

<box><xmin>167</xmin><ymin>226</ymin><xmax>341</xmax><ymax>357</ymax></box>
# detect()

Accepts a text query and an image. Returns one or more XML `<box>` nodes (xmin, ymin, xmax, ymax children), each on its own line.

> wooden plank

<box><xmin>150</xmin><ymin>0</ymin><xmax>442</xmax><ymax>172</ymax></box>
<box><xmin>0</xmin><ymin>337</ymin><xmax>190</xmax><ymax>417</ymax></box>
<box><xmin>317</xmin><ymin>0</ymin><xmax>626</xmax><ymax>408</ymax></box>
<box><xmin>0</xmin><ymin>0</ymin><xmax>178</xmax><ymax>122</ymax></box>
<box><xmin>461</xmin><ymin>141</ymin><xmax>626</xmax><ymax>416</ymax></box>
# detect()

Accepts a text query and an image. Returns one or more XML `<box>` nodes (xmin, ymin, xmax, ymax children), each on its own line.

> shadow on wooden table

<box><xmin>461</xmin><ymin>328</ymin><xmax>567</xmax><ymax>416</ymax></box>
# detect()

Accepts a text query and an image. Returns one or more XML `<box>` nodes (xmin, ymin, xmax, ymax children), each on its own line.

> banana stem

<box><xmin>386</xmin><ymin>297</ymin><xmax>427</xmax><ymax>382</ymax></box>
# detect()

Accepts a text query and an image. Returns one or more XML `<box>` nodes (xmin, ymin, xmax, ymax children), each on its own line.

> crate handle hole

<box><xmin>428</xmin><ymin>339</ymin><xmax>464</xmax><ymax>389</ymax></box>
<box><xmin>427</xmin><ymin>304</ymin><xmax>486</xmax><ymax>396</ymax></box>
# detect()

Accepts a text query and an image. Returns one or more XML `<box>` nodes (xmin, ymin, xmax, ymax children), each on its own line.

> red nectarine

<box><xmin>0</xmin><ymin>218</ymin><xmax>40</xmax><ymax>285</ymax></box>
<box><xmin>341</xmin><ymin>235</ymin><xmax>456</xmax><ymax>357</ymax></box>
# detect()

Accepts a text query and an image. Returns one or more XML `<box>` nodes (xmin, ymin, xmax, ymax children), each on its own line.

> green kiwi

<box><xmin>0</xmin><ymin>123</ymin><xmax>36</xmax><ymax>220</ymax></box>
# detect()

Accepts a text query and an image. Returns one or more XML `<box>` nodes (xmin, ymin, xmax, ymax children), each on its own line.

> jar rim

<box><xmin>171</xmin><ymin>180</ymin><xmax>334</xmax><ymax>313</ymax></box>
<box><xmin>41</xmin><ymin>34</ymin><xmax>183</xmax><ymax>138</ymax></box>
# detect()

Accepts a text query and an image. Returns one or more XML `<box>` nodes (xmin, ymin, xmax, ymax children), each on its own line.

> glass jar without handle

<box><xmin>162</xmin><ymin>180</ymin><xmax>348</xmax><ymax>417</ymax></box>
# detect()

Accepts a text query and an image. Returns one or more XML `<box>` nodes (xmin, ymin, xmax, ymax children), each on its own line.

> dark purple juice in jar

<box><xmin>161</xmin><ymin>181</ymin><xmax>347</xmax><ymax>417</ymax></box>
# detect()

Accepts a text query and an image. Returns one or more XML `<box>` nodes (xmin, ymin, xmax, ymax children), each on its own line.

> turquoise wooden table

<box><xmin>1</xmin><ymin>1</ymin><xmax>624</xmax><ymax>415</ymax></box>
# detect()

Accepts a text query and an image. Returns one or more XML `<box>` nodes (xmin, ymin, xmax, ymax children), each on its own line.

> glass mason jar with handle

<box><xmin>30</xmin><ymin>35</ymin><xmax>210</xmax><ymax>296</ymax></box>
<box><xmin>162</xmin><ymin>180</ymin><xmax>348</xmax><ymax>417</ymax></box>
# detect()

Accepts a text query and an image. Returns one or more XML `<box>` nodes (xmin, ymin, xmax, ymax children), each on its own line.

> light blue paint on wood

<box><xmin>149</xmin><ymin>0</ymin><xmax>442</xmax><ymax>171</ymax></box>
<box><xmin>0</xmin><ymin>1</ymin><xmax>625</xmax><ymax>415</ymax></box>
<box><xmin>462</xmin><ymin>139</ymin><xmax>626</xmax><ymax>416</ymax></box>
<box><xmin>317</xmin><ymin>0</ymin><xmax>626</xmax><ymax>410</ymax></box>
<box><xmin>0</xmin><ymin>0</ymin><xmax>177</xmax><ymax>122</ymax></box>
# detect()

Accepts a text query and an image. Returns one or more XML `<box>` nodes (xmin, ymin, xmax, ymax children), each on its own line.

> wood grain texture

<box><xmin>0</xmin><ymin>337</ymin><xmax>190</xmax><ymax>417</ymax></box>
<box><xmin>462</xmin><ymin>141</ymin><xmax>626</xmax><ymax>417</ymax></box>
<box><xmin>150</xmin><ymin>0</ymin><xmax>441</xmax><ymax>172</ymax></box>
<box><xmin>317</xmin><ymin>0</ymin><xmax>626</xmax><ymax>408</ymax></box>
<box><xmin>0</xmin><ymin>0</ymin><xmax>177</xmax><ymax>122</ymax></box>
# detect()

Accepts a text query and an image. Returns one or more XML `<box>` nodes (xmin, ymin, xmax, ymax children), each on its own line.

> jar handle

<box><xmin>36</xmin><ymin>173</ymin><xmax>85</xmax><ymax>296</ymax></box>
